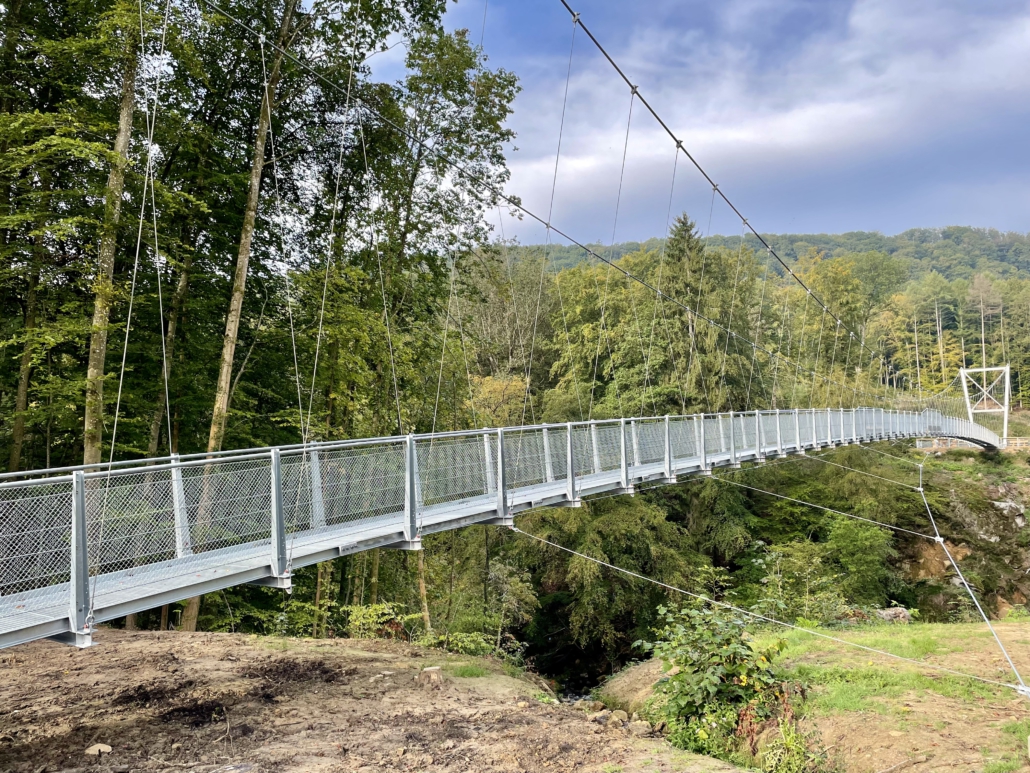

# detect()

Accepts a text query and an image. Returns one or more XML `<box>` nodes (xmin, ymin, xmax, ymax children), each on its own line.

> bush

<box><xmin>638</xmin><ymin>604</ymin><xmax>833</xmax><ymax>771</ymax></box>
<box><xmin>640</xmin><ymin>604</ymin><xmax>785</xmax><ymax>721</ymax></box>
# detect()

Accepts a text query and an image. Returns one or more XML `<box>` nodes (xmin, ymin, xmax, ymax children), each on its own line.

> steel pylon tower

<box><xmin>960</xmin><ymin>365</ymin><xmax>1010</xmax><ymax>445</ymax></box>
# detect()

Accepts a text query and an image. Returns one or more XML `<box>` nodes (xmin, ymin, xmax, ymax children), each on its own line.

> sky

<box><xmin>372</xmin><ymin>0</ymin><xmax>1030</xmax><ymax>242</ymax></box>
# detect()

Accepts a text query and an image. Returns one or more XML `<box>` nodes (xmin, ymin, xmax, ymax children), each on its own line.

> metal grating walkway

<box><xmin>0</xmin><ymin>408</ymin><xmax>999</xmax><ymax>649</ymax></box>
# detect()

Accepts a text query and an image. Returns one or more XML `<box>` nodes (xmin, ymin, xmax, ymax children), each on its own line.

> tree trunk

<box><xmin>418</xmin><ymin>549</ymin><xmax>432</xmax><ymax>635</ymax></box>
<box><xmin>313</xmin><ymin>562</ymin><xmax>326</xmax><ymax>637</ymax></box>
<box><xmin>8</xmin><ymin>247</ymin><xmax>40</xmax><ymax>472</ymax></box>
<box><xmin>125</xmin><ymin>613</ymin><xmax>138</xmax><ymax>631</ymax></box>
<box><xmin>147</xmin><ymin>249</ymin><xmax>194</xmax><ymax>456</ymax></box>
<box><xmin>369</xmin><ymin>548</ymin><xmax>380</xmax><ymax>605</ymax></box>
<box><xmin>83</xmin><ymin>43</ymin><xmax>137</xmax><ymax>466</ymax></box>
<box><xmin>206</xmin><ymin>0</ymin><xmax>296</xmax><ymax>455</ymax></box>
<box><xmin>183</xmin><ymin>3</ymin><xmax>296</xmax><ymax>630</ymax></box>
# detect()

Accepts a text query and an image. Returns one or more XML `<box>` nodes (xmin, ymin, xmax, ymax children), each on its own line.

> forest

<box><xmin>3</xmin><ymin>0</ymin><xmax>1030</xmax><ymax>698</ymax></box>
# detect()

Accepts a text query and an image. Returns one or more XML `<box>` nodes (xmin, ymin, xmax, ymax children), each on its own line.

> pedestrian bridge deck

<box><xmin>0</xmin><ymin>408</ymin><xmax>999</xmax><ymax>650</ymax></box>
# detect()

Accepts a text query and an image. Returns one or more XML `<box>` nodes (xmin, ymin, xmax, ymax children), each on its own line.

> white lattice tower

<box><xmin>960</xmin><ymin>365</ymin><xmax>1010</xmax><ymax>444</ymax></box>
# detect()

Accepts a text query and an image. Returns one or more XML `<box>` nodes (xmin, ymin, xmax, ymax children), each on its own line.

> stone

<box><xmin>84</xmin><ymin>744</ymin><xmax>112</xmax><ymax>756</ymax></box>
<box><xmin>590</xmin><ymin>700</ymin><xmax>605</xmax><ymax>711</ymax></box>
<box><xmin>610</xmin><ymin>710</ymin><xmax>629</xmax><ymax>722</ymax></box>
<box><xmin>417</xmin><ymin>667</ymin><xmax>444</xmax><ymax>689</ymax></box>
<box><xmin>628</xmin><ymin>721</ymin><xmax>651</xmax><ymax>737</ymax></box>
<box><xmin>606</xmin><ymin>715</ymin><xmax>624</xmax><ymax>728</ymax></box>
<box><xmin>516</xmin><ymin>701</ymin><xmax>529</xmax><ymax>709</ymax></box>
<box><xmin>588</xmin><ymin>710</ymin><xmax>611</xmax><ymax>723</ymax></box>
<box><xmin>875</xmin><ymin>607</ymin><xmax>911</xmax><ymax>624</ymax></box>
<box><xmin>572</xmin><ymin>699</ymin><xmax>591</xmax><ymax>711</ymax></box>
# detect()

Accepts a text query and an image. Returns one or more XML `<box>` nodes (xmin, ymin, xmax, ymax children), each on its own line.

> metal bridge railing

<box><xmin>0</xmin><ymin>407</ymin><xmax>999</xmax><ymax>650</ymax></box>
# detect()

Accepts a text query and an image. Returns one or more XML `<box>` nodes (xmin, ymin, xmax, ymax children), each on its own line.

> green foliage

<box><xmin>761</xmin><ymin>721</ymin><xmax>827</xmax><ymax>773</ymax></box>
<box><xmin>339</xmin><ymin>603</ymin><xmax>406</xmax><ymax>639</ymax></box>
<box><xmin>641</xmin><ymin>604</ymin><xmax>785</xmax><ymax>719</ymax></box>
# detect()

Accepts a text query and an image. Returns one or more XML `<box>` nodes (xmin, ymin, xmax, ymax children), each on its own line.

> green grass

<box><xmin>983</xmin><ymin>758</ymin><xmax>1022</xmax><ymax>773</ymax></box>
<box><xmin>446</xmin><ymin>663</ymin><xmax>488</xmax><ymax>678</ymax></box>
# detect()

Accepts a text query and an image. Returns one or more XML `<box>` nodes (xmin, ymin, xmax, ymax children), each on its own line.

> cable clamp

<box><xmin>934</xmin><ymin>536</ymin><xmax>944</xmax><ymax>544</ymax></box>
<box><xmin>675</xmin><ymin>139</ymin><xmax>683</xmax><ymax>149</ymax></box>
<box><xmin>630</xmin><ymin>84</ymin><xmax>638</xmax><ymax>95</ymax></box>
<box><xmin>1016</xmin><ymin>685</ymin><xmax>1030</xmax><ymax>700</ymax></box>
<box><xmin>915</xmin><ymin>487</ymin><xmax>924</xmax><ymax>492</ymax></box>
<box><xmin>258</xmin><ymin>33</ymin><xmax>266</xmax><ymax>45</ymax></box>
<box><xmin>572</xmin><ymin>12</ymin><xmax>580</xmax><ymax>23</ymax></box>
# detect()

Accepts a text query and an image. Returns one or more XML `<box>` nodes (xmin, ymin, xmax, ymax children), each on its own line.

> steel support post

<box><xmin>171</xmin><ymin>453</ymin><xmax>192</xmax><ymax>557</ymax></box>
<box><xmin>775</xmin><ymin>409</ymin><xmax>783</xmax><ymax>456</ymax></box>
<box><xmin>270</xmin><ymin>449</ymin><xmax>288</xmax><ymax>579</ymax></box>
<box><xmin>826</xmin><ymin>408</ymin><xmax>833</xmax><ymax>445</ymax></box>
<box><xmin>402</xmin><ymin>435</ymin><xmax>421</xmax><ymax>546</ymax></box>
<box><xmin>631</xmin><ymin>420</ymin><xmax>640</xmax><ymax>467</ymax></box>
<box><xmin>729</xmin><ymin>411</ymin><xmax>739</xmax><ymax>468</ymax></box>
<box><xmin>310</xmin><ymin>450</ymin><xmax>326</xmax><ymax>529</ymax></box>
<box><xmin>756</xmin><ymin>411</ymin><xmax>765</xmax><ymax>461</ymax></box>
<box><xmin>794</xmin><ymin>409</ymin><xmax>803</xmax><ymax>454</ymax></box>
<box><xmin>566</xmin><ymin>423</ymin><xmax>580</xmax><ymax>505</ymax></box>
<box><xmin>696</xmin><ymin>415</ymin><xmax>710</xmax><ymax>473</ymax></box>
<box><xmin>620</xmin><ymin>419</ymin><xmax>628</xmax><ymax>484</ymax></box>
<box><xmin>483</xmin><ymin>433</ymin><xmax>496</xmax><ymax>493</ymax></box>
<box><xmin>774</xmin><ymin>408</ymin><xmax>782</xmax><ymax>457</ymax></box>
<box><xmin>65</xmin><ymin>470</ymin><xmax>92</xmax><ymax>647</ymax></box>
<box><xmin>496</xmin><ymin>428</ymin><xmax>509</xmax><ymax>523</ymax></box>
<box><xmin>542</xmin><ymin>428</ymin><xmax>555</xmax><ymax>482</ymax></box>
<box><xmin>664</xmin><ymin>415</ymin><xmax>674</xmax><ymax>481</ymax></box>
<box><xmin>590</xmin><ymin>423</ymin><xmax>601</xmax><ymax>474</ymax></box>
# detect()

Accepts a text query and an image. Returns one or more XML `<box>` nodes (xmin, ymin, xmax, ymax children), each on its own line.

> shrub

<box><xmin>639</xmin><ymin>604</ymin><xmax>785</xmax><ymax>721</ymax></box>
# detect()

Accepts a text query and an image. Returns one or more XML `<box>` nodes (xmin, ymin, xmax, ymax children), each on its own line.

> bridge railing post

<box><xmin>851</xmin><ymin>409</ymin><xmax>858</xmax><ymax>443</ymax></box>
<box><xmin>270</xmin><ymin>449</ymin><xmax>288</xmax><ymax>579</ymax></box>
<box><xmin>542</xmin><ymin>428</ymin><xmax>554</xmax><ymax>483</ymax></box>
<box><xmin>755</xmin><ymin>411</ymin><xmax>765</xmax><ymax>460</ymax></box>
<box><xmin>69</xmin><ymin>470</ymin><xmax>92</xmax><ymax>645</ymax></box>
<box><xmin>696</xmin><ymin>415</ymin><xmax>709</xmax><ymax>473</ymax></box>
<box><xmin>404</xmin><ymin>436</ymin><xmax>420</xmax><ymax>543</ymax></box>
<box><xmin>826</xmin><ymin>408</ymin><xmax>833</xmax><ymax>445</ymax></box>
<box><xmin>631</xmin><ymin>420</ymin><xmax>640</xmax><ymax>467</ymax></box>
<box><xmin>590</xmin><ymin>423</ymin><xmax>601</xmax><ymax>474</ymax></box>
<box><xmin>171</xmin><ymin>453</ymin><xmax>192</xmax><ymax>557</ymax></box>
<box><xmin>664</xmin><ymin>415</ymin><xmax>674</xmax><ymax>481</ymax></box>
<box><xmin>483</xmin><ymin>432</ymin><xmax>496</xmax><ymax>493</ymax></box>
<box><xmin>496</xmin><ymin>428</ymin><xmax>507</xmax><ymax>520</ymax></box>
<box><xmin>566</xmin><ymin>423</ymin><xmax>578</xmax><ymax>504</ymax></box>
<box><xmin>775</xmin><ymin>409</ymin><xmax>783</xmax><ymax>456</ymax></box>
<box><xmin>728</xmin><ymin>410</ymin><xmax>738</xmax><ymax>467</ymax></box>
<box><xmin>620</xmin><ymin>419</ymin><xmax>630</xmax><ymax>490</ymax></box>
<box><xmin>793</xmin><ymin>408</ymin><xmax>801</xmax><ymax>452</ymax></box>
<box><xmin>309</xmin><ymin>450</ymin><xmax>326</xmax><ymax>530</ymax></box>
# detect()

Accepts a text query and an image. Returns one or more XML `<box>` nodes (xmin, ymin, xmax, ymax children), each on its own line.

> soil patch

<box><xmin>0</xmin><ymin>629</ymin><xmax>741</xmax><ymax>773</ymax></box>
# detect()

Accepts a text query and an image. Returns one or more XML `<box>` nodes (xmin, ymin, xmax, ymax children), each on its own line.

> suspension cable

<box><xmin>511</xmin><ymin>525</ymin><xmax>1022</xmax><ymax>693</ymax></box>
<box><xmin>197</xmin><ymin>0</ymin><xmax>890</xmax><ymax>408</ymax></box>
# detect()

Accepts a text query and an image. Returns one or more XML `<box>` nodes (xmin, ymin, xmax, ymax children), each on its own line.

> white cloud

<box><xmin>496</xmin><ymin>0</ymin><xmax>1030</xmax><ymax>242</ymax></box>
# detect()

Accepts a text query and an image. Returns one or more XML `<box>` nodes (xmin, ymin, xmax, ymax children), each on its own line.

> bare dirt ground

<box><xmin>0</xmin><ymin>629</ymin><xmax>739</xmax><ymax>773</ymax></box>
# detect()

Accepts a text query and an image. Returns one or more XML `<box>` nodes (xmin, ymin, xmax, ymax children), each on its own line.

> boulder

<box><xmin>875</xmin><ymin>608</ymin><xmax>912</xmax><ymax>624</ymax></box>
<box><xmin>628</xmin><ymin>721</ymin><xmax>652</xmax><ymax>737</ymax></box>
<box><xmin>417</xmin><ymin>667</ymin><xmax>444</xmax><ymax>689</ymax></box>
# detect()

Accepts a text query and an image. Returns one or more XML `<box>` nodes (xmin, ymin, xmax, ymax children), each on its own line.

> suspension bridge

<box><xmin>0</xmin><ymin>0</ymin><xmax>1023</xmax><ymax>709</ymax></box>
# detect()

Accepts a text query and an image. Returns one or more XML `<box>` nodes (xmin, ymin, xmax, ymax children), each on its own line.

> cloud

<box><xmin>484</xmin><ymin>0</ymin><xmax>1030</xmax><ymax>242</ymax></box>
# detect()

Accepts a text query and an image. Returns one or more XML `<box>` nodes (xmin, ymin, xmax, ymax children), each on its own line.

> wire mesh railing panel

<box><xmin>814</xmin><ymin>411</ymin><xmax>829</xmax><ymax>444</ymax></box>
<box><xmin>777</xmin><ymin>412</ymin><xmax>794</xmax><ymax>448</ymax></box>
<box><xmin>799</xmin><ymin>411</ymin><xmax>814</xmax><ymax>446</ymax></box>
<box><xmin>736</xmin><ymin>414</ymin><xmax>755</xmax><ymax>452</ymax></box>
<box><xmin>592</xmin><ymin>423</ymin><xmax>622</xmax><ymax>472</ymax></box>
<box><xmin>634</xmin><ymin>419</ymin><xmax>665</xmax><ymax>465</ymax></box>
<box><xmin>829</xmin><ymin>411</ymin><xmax>843</xmax><ymax>443</ymax></box>
<box><xmin>320</xmin><ymin>443</ymin><xmax>405</xmax><ymax>525</ymax></box>
<box><xmin>670</xmin><ymin>418</ymin><xmax>697</xmax><ymax>461</ymax></box>
<box><xmin>180</xmin><ymin>458</ymin><xmax>272</xmax><ymax>555</ymax></box>
<box><xmin>418</xmin><ymin>436</ymin><xmax>491</xmax><ymax>508</ymax></box>
<box><xmin>704</xmin><ymin>416</ymin><xmax>724</xmax><ymax>455</ymax></box>
<box><xmin>84</xmin><ymin>470</ymin><xmax>177</xmax><ymax>579</ymax></box>
<box><xmin>761</xmin><ymin>413</ymin><xmax>778</xmax><ymax>450</ymax></box>
<box><xmin>280</xmin><ymin>455</ymin><xmax>316</xmax><ymax>534</ymax></box>
<box><xmin>572</xmin><ymin>425</ymin><xmax>595</xmax><ymax>477</ymax></box>
<box><xmin>505</xmin><ymin>430</ymin><xmax>549</xmax><ymax>489</ymax></box>
<box><xmin>546</xmin><ymin>427</ymin><xmax>569</xmax><ymax>481</ymax></box>
<box><xmin>0</xmin><ymin>481</ymin><xmax>73</xmax><ymax>608</ymax></box>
